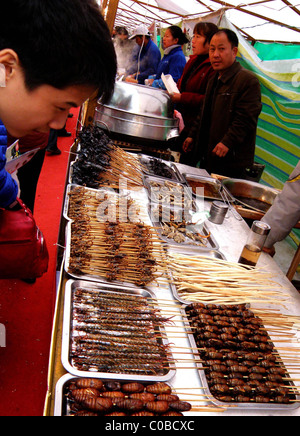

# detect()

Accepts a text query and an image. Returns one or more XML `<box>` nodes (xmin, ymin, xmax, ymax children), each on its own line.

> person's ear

<box><xmin>0</xmin><ymin>49</ymin><xmax>19</xmax><ymax>85</ymax></box>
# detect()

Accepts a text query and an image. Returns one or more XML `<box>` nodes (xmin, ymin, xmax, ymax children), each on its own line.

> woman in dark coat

<box><xmin>172</xmin><ymin>22</ymin><xmax>218</xmax><ymax>165</ymax></box>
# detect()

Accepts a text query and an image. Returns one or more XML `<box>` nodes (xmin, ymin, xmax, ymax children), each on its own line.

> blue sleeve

<box><xmin>152</xmin><ymin>79</ymin><xmax>166</xmax><ymax>90</ymax></box>
<box><xmin>0</xmin><ymin>145</ymin><xmax>18</xmax><ymax>208</ymax></box>
<box><xmin>137</xmin><ymin>46</ymin><xmax>161</xmax><ymax>84</ymax></box>
<box><xmin>168</xmin><ymin>54</ymin><xmax>186</xmax><ymax>83</ymax></box>
<box><xmin>126</xmin><ymin>45</ymin><xmax>140</xmax><ymax>76</ymax></box>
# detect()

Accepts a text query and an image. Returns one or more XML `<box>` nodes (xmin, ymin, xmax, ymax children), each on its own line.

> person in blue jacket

<box><xmin>0</xmin><ymin>0</ymin><xmax>116</xmax><ymax>211</ymax></box>
<box><xmin>148</xmin><ymin>26</ymin><xmax>189</xmax><ymax>90</ymax></box>
<box><xmin>0</xmin><ymin>121</ymin><xmax>18</xmax><ymax>208</ymax></box>
<box><xmin>126</xmin><ymin>25</ymin><xmax>161</xmax><ymax>85</ymax></box>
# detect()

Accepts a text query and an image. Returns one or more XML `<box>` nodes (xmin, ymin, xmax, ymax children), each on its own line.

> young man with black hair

<box><xmin>0</xmin><ymin>0</ymin><xmax>117</xmax><ymax>209</ymax></box>
<box><xmin>183</xmin><ymin>29</ymin><xmax>262</xmax><ymax>178</ymax></box>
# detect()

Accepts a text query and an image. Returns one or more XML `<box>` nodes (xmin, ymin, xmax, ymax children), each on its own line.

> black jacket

<box><xmin>190</xmin><ymin>61</ymin><xmax>262</xmax><ymax>177</ymax></box>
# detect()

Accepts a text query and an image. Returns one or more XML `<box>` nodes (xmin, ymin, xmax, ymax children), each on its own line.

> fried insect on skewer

<box><xmin>66</xmin><ymin>381</ymin><xmax>193</xmax><ymax>417</ymax></box>
<box><xmin>185</xmin><ymin>303</ymin><xmax>300</xmax><ymax>405</ymax></box>
<box><xmin>72</xmin><ymin>125</ymin><xmax>145</xmax><ymax>190</ymax></box>
<box><xmin>70</xmin><ymin>288</ymin><xmax>174</xmax><ymax>376</ymax></box>
<box><xmin>68</xmin><ymin>187</ymin><xmax>167</xmax><ymax>286</ymax></box>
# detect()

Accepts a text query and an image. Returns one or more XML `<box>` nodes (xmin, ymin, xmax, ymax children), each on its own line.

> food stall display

<box><xmin>55</xmin><ymin>376</ymin><xmax>192</xmax><ymax>417</ymax></box>
<box><xmin>45</xmin><ymin>125</ymin><xmax>300</xmax><ymax>417</ymax></box>
<box><xmin>61</xmin><ymin>281</ymin><xmax>176</xmax><ymax>381</ymax></box>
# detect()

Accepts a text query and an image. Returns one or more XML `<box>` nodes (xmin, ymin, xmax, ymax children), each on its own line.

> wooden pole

<box><xmin>287</xmin><ymin>244</ymin><xmax>300</xmax><ymax>282</ymax></box>
<box><xmin>206</xmin><ymin>0</ymin><xmax>300</xmax><ymax>35</ymax></box>
<box><xmin>105</xmin><ymin>0</ymin><xmax>121</xmax><ymax>33</ymax></box>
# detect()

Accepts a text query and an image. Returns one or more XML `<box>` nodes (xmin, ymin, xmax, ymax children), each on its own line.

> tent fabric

<box><xmin>254</xmin><ymin>42</ymin><xmax>300</xmax><ymax>61</ymax></box>
<box><xmin>222</xmin><ymin>15</ymin><xmax>300</xmax><ymax>190</ymax></box>
<box><xmin>218</xmin><ymin>16</ymin><xmax>300</xmax><ymax>246</ymax></box>
<box><xmin>113</xmin><ymin>0</ymin><xmax>300</xmax><ymax>43</ymax></box>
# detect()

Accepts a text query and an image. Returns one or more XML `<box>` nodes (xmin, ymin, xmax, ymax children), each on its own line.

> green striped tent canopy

<box><xmin>223</xmin><ymin>17</ymin><xmax>300</xmax><ymax>248</ymax></box>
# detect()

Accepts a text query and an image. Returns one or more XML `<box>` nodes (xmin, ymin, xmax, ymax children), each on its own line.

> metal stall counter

<box><xmin>44</xmin><ymin>152</ymin><xmax>300</xmax><ymax>417</ymax></box>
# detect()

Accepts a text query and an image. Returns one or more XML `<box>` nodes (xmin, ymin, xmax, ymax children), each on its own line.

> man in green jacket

<box><xmin>183</xmin><ymin>29</ymin><xmax>262</xmax><ymax>178</ymax></box>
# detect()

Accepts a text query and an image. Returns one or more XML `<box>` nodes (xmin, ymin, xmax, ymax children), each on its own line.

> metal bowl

<box><xmin>94</xmin><ymin>81</ymin><xmax>179</xmax><ymax>142</ymax></box>
<box><xmin>222</xmin><ymin>178</ymin><xmax>280</xmax><ymax>213</ymax></box>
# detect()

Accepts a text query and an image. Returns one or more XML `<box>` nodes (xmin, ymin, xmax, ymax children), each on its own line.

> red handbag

<box><xmin>0</xmin><ymin>198</ymin><xmax>49</xmax><ymax>280</ymax></box>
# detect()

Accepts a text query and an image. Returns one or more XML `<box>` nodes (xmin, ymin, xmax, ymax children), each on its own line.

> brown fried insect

<box><xmin>146</xmin><ymin>401</ymin><xmax>169</xmax><ymax>414</ymax></box>
<box><xmin>130</xmin><ymin>393</ymin><xmax>156</xmax><ymax>403</ymax></box>
<box><xmin>105</xmin><ymin>381</ymin><xmax>122</xmax><ymax>391</ymax></box>
<box><xmin>156</xmin><ymin>394</ymin><xmax>179</xmax><ymax>402</ymax></box>
<box><xmin>162</xmin><ymin>411</ymin><xmax>184</xmax><ymax>417</ymax></box>
<box><xmin>72</xmin><ymin>410</ymin><xmax>99</xmax><ymax>417</ymax></box>
<box><xmin>269</xmin><ymin>367</ymin><xmax>286</xmax><ymax>376</ymax></box>
<box><xmin>102</xmin><ymin>391</ymin><xmax>126</xmax><ymax>399</ymax></box>
<box><xmin>71</xmin><ymin>388</ymin><xmax>100</xmax><ymax>403</ymax></box>
<box><xmin>105</xmin><ymin>412</ymin><xmax>127</xmax><ymax>416</ymax></box>
<box><xmin>170</xmin><ymin>401</ymin><xmax>192</xmax><ymax>412</ymax></box>
<box><xmin>131</xmin><ymin>411</ymin><xmax>155</xmax><ymax>416</ymax></box>
<box><xmin>146</xmin><ymin>382</ymin><xmax>172</xmax><ymax>395</ymax></box>
<box><xmin>75</xmin><ymin>379</ymin><xmax>105</xmax><ymax>391</ymax></box>
<box><xmin>80</xmin><ymin>396</ymin><xmax>113</xmax><ymax>413</ymax></box>
<box><xmin>121</xmin><ymin>383</ymin><xmax>145</xmax><ymax>394</ymax></box>
<box><xmin>114</xmin><ymin>398</ymin><xmax>144</xmax><ymax>412</ymax></box>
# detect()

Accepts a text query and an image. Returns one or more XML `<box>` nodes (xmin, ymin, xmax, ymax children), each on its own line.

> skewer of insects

<box><xmin>67</xmin><ymin>186</ymin><xmax>168</xmax><ymax>286</ymax></box>
<box><xmin>181</xmin><ymin>302</ymin><xmax>300</xmax><ymax>405</ymax></box>
<box><xmin>69</xmin><ymin>287</ymin><xmax>179</xmax><ymax>376</ymax></box>
<box><xmin>71</xmin><ymin>125</ymin><xmax>146</xmax><ymax>191</ymax></box>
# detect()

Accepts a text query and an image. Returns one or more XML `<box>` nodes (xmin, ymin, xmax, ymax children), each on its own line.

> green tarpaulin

<box><xmin>226</xmin><ymin>19</ymin><xmax>300</xmax><ymax>247</ymax></box>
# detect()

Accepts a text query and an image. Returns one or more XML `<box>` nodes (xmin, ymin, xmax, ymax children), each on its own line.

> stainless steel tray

<box><xmin>181</xmin><ymin>307</ymin><xmax>300</xmax><ymax>412</ymax></box>
<box><xmin>143</xmin><ymin>175</ymin><xmax>197</xmax><ymax>212</ymax></box>
<box><xmin>64</xmin><ymin>221</ymin><xmax>163</xmax><ymax>288</ymax></box>
<box><xmin>139</xmin><ymin>154</ymin><xmax>183</xmax><ymax>182</ymax></box>
<box><xmin>61</xmin><ymin>280</ymin><xmax>176</xmax><ymax>382</ymax></box>
<box><xmin>167</xmin><ymin>246</ymin><xmax>226</xmax><ymax>305</ymax></box>
<box><xmin>63</xmin><ymin>184</ymin><xmax>130</xmax><ymax>222</ymax></box>
<box><xmin>183</xmin><ymin>173</ymin><xmax>234</xmax><ymax>203</ymax></box>
<box><xmin>54</xmin><ymin>374</ymin><xmax>180</xmax><ymax>416</ymax></box>
<box><xmin>149</xmin><ymin>205</ymin><xmax>219</xmax><ymax>250</ymax></box>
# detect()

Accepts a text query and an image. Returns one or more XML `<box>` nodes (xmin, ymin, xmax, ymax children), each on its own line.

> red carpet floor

<box><xmin>0</xmin><ymin>111</ymin><xmax>78</xmax><ymax>416</ymax></box>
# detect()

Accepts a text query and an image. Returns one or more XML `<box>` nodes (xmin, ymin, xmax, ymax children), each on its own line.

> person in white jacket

<box><xmin>262</xmin><ymin>160</ymin><xmax>300</xmax><ymax>256</ymax></box>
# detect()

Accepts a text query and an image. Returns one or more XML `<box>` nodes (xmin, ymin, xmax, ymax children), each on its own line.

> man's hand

<box><xmin>212</xmin><ymin>142</ymin><xmax>229</xmax><ymax>158</ymax></box>
<box><xmin>125</xmin><ymin>75</ymin><xmax>138</xmax><ymax>84</ymax></box>
<box><xmin>183</xmin><ymin>137</ymin><xmax>194</xmax><ymax>153</ymax></box>
<box><xmin>263</xmin><ymin>246</ymin><xmax>276</xmax><ymax>257</ymax></box>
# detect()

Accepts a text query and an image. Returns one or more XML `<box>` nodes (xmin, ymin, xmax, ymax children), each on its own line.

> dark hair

<box><xmin>210</xmin><ymin>28</ymin><xmax>239</xmax><ymax>48</ymax></box>
<box><xmin>194</xmin><ymin>22</ymin><xmax>219</xmax><ymax>45</ymax></box>
<box><xmin>116</xmin><ymin>27</ymin><xmax>129</xmax><ymax>37</ymax></box>
<box><xmin>167</xmin><ymin>26</ymin><xmax>189</xmax><ymax>45</ymax></box>
<box><xmin>0</xmin><ymin>0</ymin><xmax>117</xmax><ymax>103</ymax></box>
<box><xmin>136</xmin><ymin>35</ymin><xmax>150</xmax><ymax>40</ymax></box>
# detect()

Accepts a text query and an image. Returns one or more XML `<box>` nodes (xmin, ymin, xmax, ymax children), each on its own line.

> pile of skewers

<box><xmin>65</xmin><ymin>380</ymin><xmax>192</xmax><ymax>416</ymax></box>
<box><xmin>185</xmin><ymin>302</ymin><xmax>300</xmax><ymax>405</ymax></box>
<box><xmin>70</xmin><ymin>288</ymin><xmax>175</xmax><ymax>376</ymax></box>
<box><xmin>167</xmin><ymin>252</ymin><xmax>287</xmax><ymax>306</ymax></box>
<box><xmin>71</xmin><ymin>125</ymin><xmax>145</xmax><ymax>190</ymax></box>
<box><xmin>67</xmin><ymin>186</ymin><xmax>166</xmax><ymax>286</ymax></box>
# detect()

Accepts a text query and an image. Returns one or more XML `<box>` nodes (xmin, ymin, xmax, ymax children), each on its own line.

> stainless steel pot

<box><xmin>94</xmin><ymin>82</ymin><xmax>179</xmax><ymax>142</ymax></box>
<box><xmin>222</xmin><ymin>178</ymin><xmax>280</xmax><ymax>213</ymax></box>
